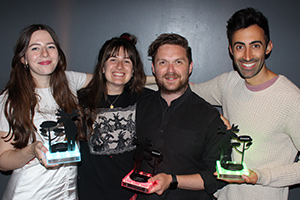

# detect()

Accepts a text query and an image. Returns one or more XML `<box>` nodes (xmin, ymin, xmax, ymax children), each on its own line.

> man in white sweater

<box><xmin>191</xmin><ymin>7</ymin><xmax>300</xmax><ymax>200</ymax></box>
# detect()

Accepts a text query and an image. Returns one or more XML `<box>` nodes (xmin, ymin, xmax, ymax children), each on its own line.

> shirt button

<box><xmin>160</xmin><ymin>130</ymin><xmax>164</xmax><ymax>133</ymax></box>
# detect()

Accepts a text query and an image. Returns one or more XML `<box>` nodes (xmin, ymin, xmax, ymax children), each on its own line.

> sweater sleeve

<box><xmin>190</xmin><ymin>72</ymin><xmax>229</xmax><ymax>106</ymax></box>
<box><xmin>255</xmin><ymin>94</ymin><xmax>300</xmax><ymax>187</ymax></box>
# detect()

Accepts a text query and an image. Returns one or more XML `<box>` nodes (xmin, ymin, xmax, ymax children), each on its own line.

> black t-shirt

<box><xmin>77</xmin><ymin>88</ymin><xmax>154</xmax><ymax>200</ymax></box>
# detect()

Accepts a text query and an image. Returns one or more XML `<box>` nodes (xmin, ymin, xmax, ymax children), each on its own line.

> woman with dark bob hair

<box><xmin>77</xmin><ymin>33</ymin><xmax>153</xmax><ymax>200</ymax></box>
<box><xmin>0</xmin><ymin>24</ymin><xmax>91</xmax><ymax>199</ymax></box>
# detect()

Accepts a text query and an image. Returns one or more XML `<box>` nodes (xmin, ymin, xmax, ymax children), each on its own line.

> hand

<box><xmin>220</xmin><ymin>114</ymin><xmax>230</xmax><ymax>129</ymax></box>
<box><xmin>214</xmin><ymin>170</ymin><xmax>258</xmax><ymax>184</ymax></box>
<box><xmin>30</xmin><ymin>141</ymin><xmax>58</xmax><ymax>168</ymax></box>
<box><xmin>242</xmin><ymin>170</ymin><xmax>258</xmax><ymax>184</ymax></box>
<box><xmin>148</xmin><ymin>173</ymin><xmax>172</xmax><ymax>195</ymax></box>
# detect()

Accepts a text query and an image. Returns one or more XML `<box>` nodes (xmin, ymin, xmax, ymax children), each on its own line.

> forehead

<box><xmin>232</xmin><ymin>24</ymin><xmax>266</xmax><ymax>45</ymax></box>
<box><xmin>110</xmin><ymin>46</ymin><xmax>129</xmax><ymax>57</ymax></box>
<box><xmin>156</xmin><ymin>44</ymin><xmax>187</xmax><ymax>60</ymax></box>
<box><xmin>29</xmin><ymin>30</ymin><xmax>54</xmax><ymax>44</ymax></box>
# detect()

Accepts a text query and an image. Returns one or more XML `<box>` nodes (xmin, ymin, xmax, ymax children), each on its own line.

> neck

<box><xmin>161</xmin><ymin>85</ymin><xmax>188</xmax><ymax>106</ymax></box>
<box><xmin>34</xmin><ymin>77</ymin><xmax>51</xmax><ymax>88</ymax></box>
<box><xmin>245</xmin><ymin>67</ymin><xmax>277</xmax><ymax>86</ymax></box>
<box><xmin>107</xmin><ymin>85</ymin><xmax>124</xmax><ymax>95</ymax></box>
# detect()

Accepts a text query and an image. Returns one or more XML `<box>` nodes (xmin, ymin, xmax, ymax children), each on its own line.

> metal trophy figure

<box><xmin>40</xmin><ymin>109</ymin><xmax>81</xmax><ymax>165</ymax></box>
<box><xmin>216</xmin><ymin>124</ymin><xmax>253</xmax><ymax>180</ymax></box>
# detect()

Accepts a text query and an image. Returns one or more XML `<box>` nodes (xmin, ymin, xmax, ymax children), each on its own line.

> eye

<box><xmin>175</xmin><ymin>60</ymin><xmax>183</xmax><ymax>65</ymax></box>
<box><xmin>30</xmin><ymin>46</ymin><xmax>39</xmax><ymax>51</ymax></box>
<box><xmin>235</xmin><ymin>45</ymin><xmax>244</xmax><ymax>51</ymax></box>
<box><xmin>108</xmin><ymin>57</ymin><xmax>117</xmax><ymax>62</ymax></box>
<box><xmin>124</xmin><ymin>59</ymin><xmax>132</xmax><ymax>64</ymax></box>
<box><xmin>158</xmin><ymin>60</ymin><xmax>166</xmax><ymax>65</ymax></box>
<box><xmin>252</xmin><ymin>44</ymin><xmax>261</xmax><ymax>49</ymax></box>
<box><xmin>47</xmin><ymin>45</ymin><xmax>56</xmax><ymax>49</ymax></box>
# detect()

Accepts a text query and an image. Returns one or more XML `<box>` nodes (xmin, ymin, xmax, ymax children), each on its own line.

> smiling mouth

<box><xmin>39</xmin><ymin>60</ymin><xmax>52</xmax><ymax>65</ymax></box>
<box><xmin>112</xmin><ymin>72</ymin><xmax>125</xmax><ymax>77</ymax></box>
<box><xmin>165</xmin><ymin>74</ymin><xmax>179</xmax><ymax>82</ymax></box>
<box><xmin>241</xmin><ymin>62</ymin><xmax>256</xmax><ymax>69</ymax></box>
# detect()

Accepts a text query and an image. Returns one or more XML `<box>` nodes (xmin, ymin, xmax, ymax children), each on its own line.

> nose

<box><xmin>116</xmin><ymin>60</ymin><xmax>124</xmax><ymax>69</ymax></box>
<box><xmin>243</xmin><ymin>47</ymin><xmax>253</xmax><ymax>61</ymax></box>
<box><xmin>41</xmin><ymin>47</ymin><xmax>49</xmax><ymax>57</ymax></box>
<box><xmin>166</xmin><ymin>62</ymin><xmax>175</xmax><ymax>72</ymax></box>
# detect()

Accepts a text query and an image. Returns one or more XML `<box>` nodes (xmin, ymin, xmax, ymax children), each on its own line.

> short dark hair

<box><xmin>227</xmin><ymin>7</ymin><xmax>270</xmax><ymax>46</ymax></box>
<box><xmin>148</xmin><ymin>33</ymin><xmax>192</xmax><ymax>64</ymax></box>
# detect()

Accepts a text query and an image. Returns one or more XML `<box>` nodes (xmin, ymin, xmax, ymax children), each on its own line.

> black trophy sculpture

<box><xmin>56</xmin><ymin>108</ymin><xmax>79</xmax><ymax>151</ymax></box>
<box><xmin>121</xmin><ymin>139</ymin><xmax>163</xmax><ymax>193</ymax></box>
<box><xmin>217</xmin><ymin>124</ymin><xmax>253</xmax><ymax>179</ymax></box>
<box><xmin>40</xmin><ymin>108</ymin><xmax>81</xmax><ymax>165</ymax></box>
<box><xmin>130</xmin><ymin>139</ymin><xmax>163</xmax><ymax>182</ymax></box>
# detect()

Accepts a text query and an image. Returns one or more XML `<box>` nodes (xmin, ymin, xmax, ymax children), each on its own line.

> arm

<box><xmin>0</xmin><ymin>130</ymin><xmax>59</xmax><ymax>171</ymax></box>
<box><xmin>146</xmin><ymin>75</ymin><xmax>156</xmax><ymax>85</ymax></box>
<box><xmin>0</xmin><ymin>131</ymin><xmax>51</xmax><ymax>171</ymax></box>
<box><xmin>254</xmin><ymin>102</ymin><xmax>300</xmax><ymax>187</ymax></box>
<box><xmin>217</xmin><ymin>93</ymin><xmax>300</xmax><ymax>187</ymax></box>
<box><xmin>148</xmin><ymin>173</ymin><xmax>204</xmax><ymax>195</ymax></box>
<box><xmin>190</xmin><ymin>73</ymin><xmax>229</xmax><ymax>106</ymax></box>
<box><xmin>83</xmin><ymin>73</ymin><xmax>93</xmax><ymax>88</ymax></box>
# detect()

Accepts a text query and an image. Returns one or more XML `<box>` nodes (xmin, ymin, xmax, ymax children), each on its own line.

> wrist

<box><xmin>169</xmin><ymin>174</ymin><xmax>178</xmax><ymax>190</ymax></box>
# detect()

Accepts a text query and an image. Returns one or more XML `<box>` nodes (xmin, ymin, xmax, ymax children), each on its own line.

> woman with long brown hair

<box><xmin>77</xmin><ymin>33</ymin><xmax>153</xmax><ymax>200</ymax></box>
<box><xmin>0</xmin><ymin>24</ymin><xmax>91</xmax><ymax>199</ymax></box>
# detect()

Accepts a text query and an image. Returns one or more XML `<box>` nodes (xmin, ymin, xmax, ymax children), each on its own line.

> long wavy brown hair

<box><xmin>1</xmin><ymin>24</ymin><xmax>82</xmax><ymax>149</ymax></box>
<box><xmin>78</xmin><ymin>33</ymin><xmax>146</xmax><ymax>138</ymax></box>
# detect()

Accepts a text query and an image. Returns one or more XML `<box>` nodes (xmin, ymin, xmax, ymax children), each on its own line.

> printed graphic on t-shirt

<box><xmin>88</xmin><ymin>104</ymin><xmax>136</xmax><ymax>155</ymax></box>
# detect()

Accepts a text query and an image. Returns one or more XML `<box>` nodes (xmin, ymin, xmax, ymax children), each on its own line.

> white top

<box><xmin>1</xmin><ymin>71</ymin><xmax>86</xmax><ymax>200</ymax></box>
<box><xmin>191</xmin><ymin>71</ymin><xmax>300</xmax><ymax>200</ymax></box>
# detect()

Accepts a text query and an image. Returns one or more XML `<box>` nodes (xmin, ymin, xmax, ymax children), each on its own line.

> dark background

<box><xmin>0</xmin><ymin>0</ymin><xmax>299</xmax><ymax>199</ymax></box>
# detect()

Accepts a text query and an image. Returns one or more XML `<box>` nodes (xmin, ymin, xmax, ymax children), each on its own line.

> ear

<box><xmin>265</xmin><ymin>40</ymin><xmax>273</xmax><ymax>55</ymax></box>
<box><xmin>188</xmin><ymin>61</ymin><xmax>193</xmax><ymax>75</ymax></box>
<box><xmin>229</xmin><ymin>45</ymin><xmax>233</xmax><ymax>56</ymax></box>
<box><xmin>151</xmin><ymin>63</ymin><xmax>155</xmax><ymax>75</ymax></box>
<box><xmin>21</xmin><ymin>57</ymin><xmax>27</xmax><ymax>65</ymax></box>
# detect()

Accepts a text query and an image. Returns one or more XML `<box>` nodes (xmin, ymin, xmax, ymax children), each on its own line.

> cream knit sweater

<box><xmin>191</xmin><ymin>71</ymin><xmax>300</xmax><ymax>200</ymax></box>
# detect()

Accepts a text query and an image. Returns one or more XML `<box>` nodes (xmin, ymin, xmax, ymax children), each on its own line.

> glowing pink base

<box><xmin>121</xmin><ymin>170</ymin><xmax>155</xmax><ymax>193</ymax></box>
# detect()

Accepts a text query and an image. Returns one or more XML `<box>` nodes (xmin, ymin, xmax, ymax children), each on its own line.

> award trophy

<box><xmin>121</xmin><ymin>140</ymin><xmax>163</xmax><ymax>193</ymax></box>
<box><xmin>216</xmin><ymin>125</ymin><xmax>253</xmax><ymax>180</ymax></box>
<box><xmin>40</xmin><ymin>109</ymin><xmax>81</xmax><ymax>165</ymax></box>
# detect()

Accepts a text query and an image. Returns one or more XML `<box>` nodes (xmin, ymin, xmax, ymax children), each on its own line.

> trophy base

<box><xmin>121</xmin><ymin>170</ymin><xmax>155</xmax><ymax>193</ymax></box>
<box><xmin>216</xmin><ymin>160</ymin><xmax>249</xmax><ymax>180</ymax></box>
<box><xmin>44</xmin><ymin>142</ymin><xmax>81</xmax><ymax>165</ymax></box>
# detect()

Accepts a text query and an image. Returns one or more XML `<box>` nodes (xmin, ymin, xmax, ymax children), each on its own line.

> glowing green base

<box><xmin>216</xmin><ymin>160</ymin><xmax>249</xmax><ymax>180</ymax></box>
<box><xmin>44</xmin><ymin>142</ymin><xmax>81</xmax><ymax>165</ymax></box>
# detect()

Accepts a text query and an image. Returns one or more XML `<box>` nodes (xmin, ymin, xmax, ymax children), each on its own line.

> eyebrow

<box><xmin>233</xmin><ymin>40</ymin><xmax>263</xmax><ymax>46</ymax></box>
<box><xmin>28</xmin><ymin>42</ymin><xmax>55</xmax><ymax>47</ymax></box>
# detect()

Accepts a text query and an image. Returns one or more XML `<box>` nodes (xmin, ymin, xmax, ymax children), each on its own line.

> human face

<box><xmin>23</xmin><ymin>30</ymin><xmax>58</xmax><ymax>87</ymax></box>
<box><xmin>152</xmin><ymin>44</ymin><xmax>193</xmax><ymax>96</ymax></box>
<box><xmin>230</xmin><ymin>25</ymin><xmax>273</xmax><ymax>84</ymax></box>
<box><xmin>103</xmin><ymin>47</ymin><xmax>134</xmax><ymax>94</ymax></box>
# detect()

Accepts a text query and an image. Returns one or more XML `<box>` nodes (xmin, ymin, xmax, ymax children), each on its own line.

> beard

<box><xmin>155</xmin><ymin>72</ymin><xmax>189</xmax><ymax>95</ymax></box>
<box><xmin>235</xmin><ymin>58</ymin><xmax>265</xmax><ymax>79</ymax></box>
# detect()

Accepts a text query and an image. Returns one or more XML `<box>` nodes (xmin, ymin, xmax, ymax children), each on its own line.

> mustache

<box><xmin>238</xmin><ymin>58</ymin><xmax>259</xmax><ymax>63</ymax></box>
<box><xmin>163</xmin><ymin>72</ymin><xmax>180</xmax><ymax>78</ymax></box>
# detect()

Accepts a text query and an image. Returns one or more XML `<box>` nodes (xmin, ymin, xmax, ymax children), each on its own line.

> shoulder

<box><xmin>272</xmin><ymin>76</ymin><xmax>300</xmax><ymax>100</ymax></box>
<box><xmin>140</xmin><ymin>87</ymin><xmax>155</xmax><ymax>97</ymax></box>
<box><xmin>136</xmin><ymin>90</ymin><xmax>158</xmax><ymax>109</ymax></box>
<box><xmin>190</xmin><ymin>91</ymin><xmax>219</xmax><ymax>111</ymax></box>
<box><xmin>277</xmin><ymin>75</ymin><xmax>300</xmax><ymax>92</ymax></box>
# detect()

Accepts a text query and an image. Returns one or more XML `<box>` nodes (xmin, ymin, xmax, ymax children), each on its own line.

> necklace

<box><xmin>107</xmin><ymin>95</ymin><xmax>121</xmax><ymax>109</ymax></box>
